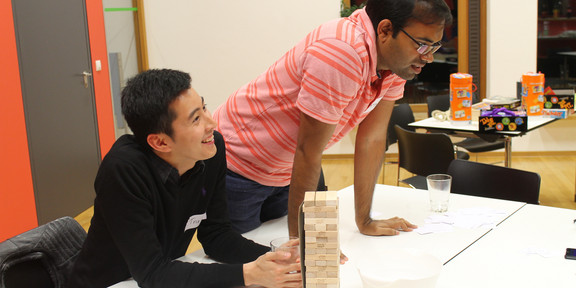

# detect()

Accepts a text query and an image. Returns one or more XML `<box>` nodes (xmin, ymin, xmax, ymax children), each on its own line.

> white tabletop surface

<box><xmin>336</xmin><ymin>185</ymin><xmax>526</xmax><ymax>287</ymax></box>
<box><xmin>436</xmin><ymin>204</ymin><xmax>576</xmax><ymax>288</ymax></box>
<box><xmin>409</xmin><ymin>116</ymin><xmax>556</xmax><ymax>135</ymax></box>
<box><xmin>558</xmin><ymin>51</ymin><xmax>576</xmax><ymax>57</ymax></box>
<box><xmin>110</xmin><ymin>184</ymin><xmax>527</xmax><ymax>287</ymax></box>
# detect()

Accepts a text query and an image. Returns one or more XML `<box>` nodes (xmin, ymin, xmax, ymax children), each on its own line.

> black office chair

<box><xmin>387</xmin><ymin>103</ymin><xmax>468</xmax><ymax>160</ymax></box>
<box><xmin>447</xmin><ymin>159</ymin><xmax>541</xmax><ymax>204</ymax></box>
<box><xmin>395</xmin><ymin>125</ymin><xmax>460</xmax><ymax>189</ymax></box>
<box><xmin>0</xmin><ymin>216</ymin><xmax>87</xmax><ymax>288</ymax></box>
<box><xmin>426</xmin><ymin>95</ymin><xmax>505</xmax><ymax>158</ymax></box>
<box><xmin>386</xmin><ymin>103</ymin><xmax>415</xmax><ymax>151</ymax></box>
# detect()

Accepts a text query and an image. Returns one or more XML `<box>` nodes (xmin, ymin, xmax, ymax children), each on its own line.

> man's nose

<box><xmin>420</xmin><ymin>52</ymin><xmax>434</xmax><ymax>63</ymax></box>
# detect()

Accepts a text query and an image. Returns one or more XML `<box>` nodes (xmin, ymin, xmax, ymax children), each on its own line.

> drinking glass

<box><xmin>270</xmin><ymin>236</ymin><xmax>300</xmax><ymax>265</ymax></box>
<box><xmin>427</xmin><ymin>174</ymin><xmax>452</xmax><ymax>213</ymax></box>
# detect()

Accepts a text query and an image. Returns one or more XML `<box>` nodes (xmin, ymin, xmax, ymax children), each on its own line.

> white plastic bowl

<box><xmin>356</xmin><ymin>248</ymin><xmax>442</xmax><ymax>288</ymax></box>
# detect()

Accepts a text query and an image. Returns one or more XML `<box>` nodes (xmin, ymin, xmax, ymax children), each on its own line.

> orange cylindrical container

<box><xmin>450</xmin><ymin>73</ymin><xmax>474</xmax><ymax>125</ymax></box>
<box><xmin>521</xmin><ymin>72</ymin><xmax>545</xmax><ymax>116</ymax></box>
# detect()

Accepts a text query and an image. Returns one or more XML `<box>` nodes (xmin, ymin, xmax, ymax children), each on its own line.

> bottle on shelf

<box><xmin>553</xmin><ymin>0</ymin><xmax>564</xmax><ymax>18</ymax></box>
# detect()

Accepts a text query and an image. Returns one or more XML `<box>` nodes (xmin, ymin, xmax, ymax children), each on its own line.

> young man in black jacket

<box><xmin>68</xmin><ymin>69</ymin><xmax>302</xmax><ymax>288</ymax></box>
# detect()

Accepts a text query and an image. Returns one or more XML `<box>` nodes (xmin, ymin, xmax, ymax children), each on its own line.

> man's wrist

<box><xmin>243</xmin><ymin>262</ymin><xmax>255</xmax><ymax>286</ymax></box>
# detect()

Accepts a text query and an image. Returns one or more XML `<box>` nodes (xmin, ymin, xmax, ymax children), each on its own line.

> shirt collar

<box><xmin>148</xmin><ymin>151</ymin><xmax>205</xmax><ymax>184</ymax></box>
<box><xmin>349</xmin><ymin>8</ymin><xmax>382</xmax><ymax>83</ymax></box>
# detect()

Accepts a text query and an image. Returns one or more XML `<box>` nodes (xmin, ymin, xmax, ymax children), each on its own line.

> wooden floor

<box><xmin>75</xmin><ymin>151</ymin><xmax>576</xmax><ymax>253</ymax></box>
<box><xmin>322</xmin><ymin>152</ymin><xmax>576</xmax><ymax>210</ymax></box>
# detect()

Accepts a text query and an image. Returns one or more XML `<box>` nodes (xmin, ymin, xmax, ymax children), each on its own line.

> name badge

<box><xmin>185</xmin><ymin>213</ymin><xmax>207</xmax><ymax>231</ymax></box>
<box><xmin>363</xmin><ymin>97</ymin><xmax>382</xmax><ymax>115</ymax></box>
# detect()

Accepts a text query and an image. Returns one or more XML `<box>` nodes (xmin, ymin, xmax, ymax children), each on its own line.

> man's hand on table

<box><xmin>357</xmin><ymin>217</ymin><xmax>417</xmax><ymax>236</ymax></box>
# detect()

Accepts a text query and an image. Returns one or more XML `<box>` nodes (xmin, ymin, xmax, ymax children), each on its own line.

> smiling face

<box><xmin>149</xmin><ymin>88</ymin><xmax>217</xmax><ymax>174</ymax></box>
<box><xmin>376</xmin><ymin>20</ymin><xmax>445</xmax><ymax>80</ymax></box>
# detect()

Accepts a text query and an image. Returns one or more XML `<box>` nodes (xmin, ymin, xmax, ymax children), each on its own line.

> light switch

<box><xmin>95</xmin><ymin>60</ymin><xmax>102</xmax><ymax>71</ymax></box>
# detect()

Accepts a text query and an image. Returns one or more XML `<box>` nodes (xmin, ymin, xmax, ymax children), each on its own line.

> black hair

<box><xmin>365</xmin><ymin>0</ymin><xmax>453</xmax><ymax>37</ymax></box>
<box><xmin>121</xmin><ymin>69</ymin><xmax>191</xmax><ymax>147</ymax></box>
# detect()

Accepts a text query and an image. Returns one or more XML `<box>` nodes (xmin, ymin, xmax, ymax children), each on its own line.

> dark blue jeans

<box><xmin>225</xmin><ymin>169</ymin><xmax>327</xmax><ymax>233</ymax></box>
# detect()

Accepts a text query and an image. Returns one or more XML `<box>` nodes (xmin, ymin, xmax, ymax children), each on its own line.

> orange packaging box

<box><xmin>521</xmin><ymin>72</ymin><xmax>545</xmax><ymax>116</ymax></box>
<box><xmin>450</xmin><ymin>73</ymin><xmax>474</xmax><ymax>125</ymax></box>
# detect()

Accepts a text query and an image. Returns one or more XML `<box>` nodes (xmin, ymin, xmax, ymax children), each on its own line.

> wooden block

<box><xmin>317</xmin><ymin>278</ymin><xmax>340</xmax><ymax>284</ymax></box>
<box><xmin>304</xmin><ymin>217</ymin><xmax>338</xmax><ymax>224</ymax></box>
<box><xmin>325</xmin><ymin>191</ymin><xmax>338</xmax><ymax>206</ymax></box>
<box><xmin>304</xmin><ymin>259</ymin><xmax>317</xmax><ymax>266</ymax></box>
<box><xmin>305</xmin><ymin>230</ymin><xmax>338</xmax><ymax>238</ymax></box>
<box><xmin>305</xmin><ymin>236</ymin><xmax>330</xmax><ymax>244</ymax></box>
<box><xmin>305</xmin><ymin>242</ymin><xmax>339</xmax><ymax>249</ymax></box>
<box><xmin>305</xmin><ymin>265</ymin><xmax>339</xmax><ymax>272</ymax></box>
<box><xmin>303</xmin><ymin>191</ymin><xmax>316</xmax><ymax>207</ymax></box>
<box><xmin>315</xmin><ymin>223</ymin><xmax>327</xmax><ymax>231</ymax></box>
<box><xmin>310</xmin><ymin>248</ymin><xmax>340</xmax><ymax>255</ymax></box>
<box><xmin>304</xmin><ymin>223</ymin><xmax>316</xmax><ymax>231</ymax></box>
<box><xmin>305</xmin><ymin>254</ymin><xmax>339</xmax><ymax>261</ymax></box>
<box><xmin>326</xmin><ymin>212</ymin><xmax>338</xmax><ymax>218</ymax></box>
<box><xmin>305</xmin><ymin>236</ymin><xmax>317</xmax><ymax>243</ymax></box>
<box><xmin>307</xmin><ymin>277</ymin><xmax>339</xmax><ymax>284</ymax></box>
<box><xmin>304</xmin><ymin>206</ymin><xmax>337</xmax><ymax>213</ymax></box>
<box><xmin>315</xmin><ymin>191</ymin><xmax>327</xmax><ymax>205</ymax></box>
<box><xmin>305</xmin><ymin>211</ymin><xmax>327</xmax><ymax>218</ymax></box>
<box><xmin>306</xmin><ymin>271</ymin><xmax>317</xmax><ymax>278</ymax></box>
<box><xmin>303</xmin><ymin>205</ymin><xmax>338</xmax><ymax>213</ymax></box>
<box><xmin>316</xmin><ymin>260</ymin><xmax>327</xmax><ymax>266</ymax></box>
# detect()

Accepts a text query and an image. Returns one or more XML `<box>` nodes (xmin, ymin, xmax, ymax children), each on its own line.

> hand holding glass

<box><xmin>427</xmin><ymin>174</ymin><xmax>452</xmax><ymax>213</ymax></box>
<box><xmin>270</xmin><ymin>237</ymin><xmax>300</xmax><ymax>265</ymax></box>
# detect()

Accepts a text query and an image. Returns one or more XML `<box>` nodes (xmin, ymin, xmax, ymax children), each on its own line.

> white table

<box><xmin>409</xmin><ymin>116</ymin><xmax>556</xmax><ymax>167</ymax></box>
<box><xmin>437</xmin><ymin>204</ymin><xmax>576</xmax><ymax>288</ymax></box>
<box><xmin>335</xmin><ymin>185</ymin><xmax>526</xmax><ymax>287</ymax></box>
<box><xmin>110</xmin><ymin>184</ymin><xmax>526</xmax><ymax>287</ymax></box>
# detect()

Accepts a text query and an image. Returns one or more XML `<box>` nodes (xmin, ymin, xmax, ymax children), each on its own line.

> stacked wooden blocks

<box><xmin>302</xmin><ymin>191</ymin><xmax>339</xmax><ymax>288</ymax></box>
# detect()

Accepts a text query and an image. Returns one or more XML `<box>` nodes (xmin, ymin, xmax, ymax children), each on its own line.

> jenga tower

<box><xmin>302</xmin><ymin>191</ymin><xmax>339</xmax><ymax>288</ymax></box>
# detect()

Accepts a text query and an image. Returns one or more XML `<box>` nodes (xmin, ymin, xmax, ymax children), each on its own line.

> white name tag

<box><xmin>184</xmin><ymin>213</ymin><xmax>207</xmax><ymax>231</ymax></box>
<box><xmin>363</xmin><ymin>97</ymin><xmax>382</xmax><ymax>115</ymax></box>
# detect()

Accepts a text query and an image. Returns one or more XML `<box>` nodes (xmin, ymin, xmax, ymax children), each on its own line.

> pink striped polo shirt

<box><xmin>213</xmin><ymin>8</ymin><xmax>406</xmax><ymax>186</ymax></box>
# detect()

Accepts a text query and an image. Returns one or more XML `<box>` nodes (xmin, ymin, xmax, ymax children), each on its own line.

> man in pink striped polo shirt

<box><xmin>213</xmin><ymin>0</ymin><xmax>452</xmax><ymax>237</ymax></box>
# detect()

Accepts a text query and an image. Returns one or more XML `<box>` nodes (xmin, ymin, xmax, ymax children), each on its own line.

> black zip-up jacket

<box><xmin>68</xmin><ymin>132</ymin><xmax>269</xmax><ymax>288</ymax></box>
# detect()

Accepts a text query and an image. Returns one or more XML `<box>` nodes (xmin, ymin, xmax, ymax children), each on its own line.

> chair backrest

<box><xmin>426</xmin><ymin>94</ymin><xmax>450</xmax><ymax>117</ymax></box>
<box><xmin>447</xmin><ymin>159</ymin><xmax>541</xmax><ymax>204</ymax></box>
<box><xmin>395</xmin><ymin>125</ymin><xmax>456</xmax><ymax>177</ymax></box>
<box><xmin>0</xmin><ymin>216</ymin><xmax>87</xmax><ymax>288</ymax></box>
<box><xmin>387</xmin><ymin>103</ymin><xmax>415</xmax><ymax>149</ymax></box>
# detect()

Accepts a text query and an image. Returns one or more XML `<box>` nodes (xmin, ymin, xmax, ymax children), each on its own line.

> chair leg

<box><xmin>396</xmin><ymin>166</ymin><xmax>400</xmax><ymax>187</ymax></box>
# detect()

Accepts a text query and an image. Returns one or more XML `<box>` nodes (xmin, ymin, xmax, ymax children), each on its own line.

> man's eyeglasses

<box><xmin>399</xmin><ymin>28</ymin><xmax>442</xmax><ymax>55</ymax></box>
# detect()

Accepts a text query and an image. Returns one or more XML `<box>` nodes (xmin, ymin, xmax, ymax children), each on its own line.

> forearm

<box><xmin>353</xmin><ymin>136</ymin><xmax>386</xmax><ymax>228</ymax></box>
<box><xmin>288</xmin><ymin>113</ymin><xmax>336</xmax><ymax>236</ymax></box>
<box><xmin>288</xmin><ymin>150</ymin><xmax>323</xmax><ymax>236</ymax></box>
<box><xmin>352</xmin><ymin>100</ymin><xmax>393</xmax><ymax>232</ymax></box>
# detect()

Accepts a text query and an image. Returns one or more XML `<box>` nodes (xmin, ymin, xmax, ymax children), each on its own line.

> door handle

<box><xmin>82</xmin><ymin>71</ymin><xmax>92</xmax><ymax>88</ymax></box>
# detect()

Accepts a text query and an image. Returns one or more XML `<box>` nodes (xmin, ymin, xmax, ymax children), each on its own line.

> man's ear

<box><xmin>377</xmin><ymin>19</ymin><xmax>394</xmax><ymax>42</ymax></box>
<box><xmin>147</xmin><ymin>133</ymin><xmax>171</xmax><ymax>153</ymax></box>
